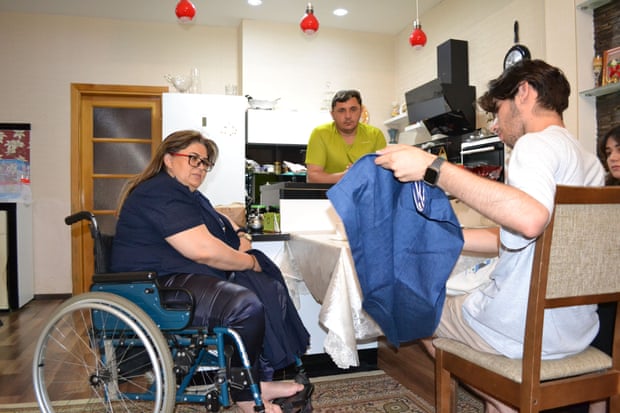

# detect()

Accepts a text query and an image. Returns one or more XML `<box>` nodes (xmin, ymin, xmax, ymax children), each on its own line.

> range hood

<box><xmin>404</xmin><ymin>39</ymin><xmax>476</xmax><ymax>134</ymax></box>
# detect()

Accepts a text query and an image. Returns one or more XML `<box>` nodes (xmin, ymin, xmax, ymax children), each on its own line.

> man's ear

<box><xmin>516</xmin><ymin>81</ymin><xmax>534</xmax><ymax>105</ymax></box>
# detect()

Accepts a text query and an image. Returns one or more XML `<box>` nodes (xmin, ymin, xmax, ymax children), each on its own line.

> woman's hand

<box><xmin>248</xmin><ymin>253</ymin><xmax>262</xmax><ymax>272</ymax></box>
<box><xmin>238</xmin><ymin>235</ymin><xmax>252</xmax><ymax>252</ymax></box>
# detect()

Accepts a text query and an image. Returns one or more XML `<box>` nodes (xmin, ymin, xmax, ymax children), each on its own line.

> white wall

<box><xmin>0</xmin><ymin>12</ymin><xmax>239</xmax><ymax>294</ymax></box>
<box><xmin>394</xmin><ymin>0</ymin><xmax>547</xmax><ymax>129</ymax></box>
<box><xmin>391</xmin><ymin>0</ymin><xmax>597</xmax><ymax>152</ymax></box>
<box><xmin>240</xmin><ymin>19</ymin><xmax>395</xmax><ymax>134</ymax></box>
<box><xmin>0</xmin><ymin>0</ymin><xmax>594</xmax><ymax>295</ymax></box>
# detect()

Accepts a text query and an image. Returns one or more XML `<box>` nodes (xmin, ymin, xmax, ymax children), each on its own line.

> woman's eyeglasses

<box><xmin>170</xmin><ymin>153</ymin><xmax>214</xmax><ymax>172</ymax></box>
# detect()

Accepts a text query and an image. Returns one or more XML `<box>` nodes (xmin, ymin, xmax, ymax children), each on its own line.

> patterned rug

<box><xmin>310</xmin><ymin>371</ymin><xmax>483</xmax><ymax>413</ymax></box>
<box><xmin>0</xmin><ymin>371</ymin><xmax>483</xmax><ymax>413</ymax></box>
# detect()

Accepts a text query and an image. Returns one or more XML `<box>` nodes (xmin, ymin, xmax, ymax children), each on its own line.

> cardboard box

<box><xmin>215</xmin><ymin>202</ymin><xmax>246</xmax><ymax>227</ymax></box>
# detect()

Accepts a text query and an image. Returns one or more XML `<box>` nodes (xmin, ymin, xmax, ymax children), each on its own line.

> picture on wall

<box><xmin>0</xmin><ymin>123</ymin><xmax>30</xmax><ymax>162</ymax></box>
<box><xmin>602</xmin><ymin>46</ymin><xmax>620</xmax><ymax>86</ymax></box>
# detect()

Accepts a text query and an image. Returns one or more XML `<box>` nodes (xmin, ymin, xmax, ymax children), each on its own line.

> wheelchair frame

<box><xmin>32</xmin><ymin>211</ymin><xmax>277</xmax><ymax>413</ymax></box>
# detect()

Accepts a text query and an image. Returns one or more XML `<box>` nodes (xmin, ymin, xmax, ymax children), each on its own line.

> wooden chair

<box><xmin>433</xmin><ymin>185</ymin><xmax>620</xmax><ymax>413</ymax></box>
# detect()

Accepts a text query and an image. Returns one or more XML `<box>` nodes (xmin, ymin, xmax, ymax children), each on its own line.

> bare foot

<box><xmin>260</xmin><ymin>380</ymin><xmax>304</xmax><ymax>401</ymax></box>
<box><xmin>237</xmin><ymin>399</ymin><xmax>283</xmax><ymax>413</ymax></box>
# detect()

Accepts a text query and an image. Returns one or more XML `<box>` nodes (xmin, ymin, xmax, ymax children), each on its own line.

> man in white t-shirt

<box><xmin>375</xmin><ymin>59</ymin><xmax>605</xmax><ymax>413</ymax></box>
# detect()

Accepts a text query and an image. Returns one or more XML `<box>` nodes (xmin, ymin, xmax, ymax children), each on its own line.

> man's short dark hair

<box><xmin>332</xmin><ymin>90</ymin><xmax>362</xmax><ymax>110</ymax></box>
<box><xmin>478</xmin><ymin>59</ymin><xmax>570</xmax><ymax>116</ymax></box>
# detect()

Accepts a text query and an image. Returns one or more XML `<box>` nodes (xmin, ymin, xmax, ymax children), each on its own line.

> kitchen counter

<box><xmin>252</xmin><ymin>232</ymin><xmax>290</xmax><ymax>242</ymax></box>
<box><xmin>260</xmin><ymin>182</ymin><xmax>332</xmax><ymax>207</ymax></box>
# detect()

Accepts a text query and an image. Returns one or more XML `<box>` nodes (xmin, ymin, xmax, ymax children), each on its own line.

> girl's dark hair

<box><xmin>116</xmin><ymin>130</ymin><xmax>218</xmax><ymax>212</ymax></box>
<box><xmin>478</xmin><ymin>59</ymin><xmax>570</xmax><ymax>117</ymax></box>
<box><xmin>598</xmin><ymin>125</ymin><xmax>620</xmax><ymax>186</ymax></box>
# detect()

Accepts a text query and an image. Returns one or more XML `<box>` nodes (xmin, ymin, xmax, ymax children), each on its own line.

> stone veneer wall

<box><xmin>594</xmin><ymin>0</ymin><xmax>620</xmax><ymax>153</ymax></box>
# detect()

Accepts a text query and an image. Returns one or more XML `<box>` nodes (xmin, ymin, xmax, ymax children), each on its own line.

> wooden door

<box><xmin>70</xmin><ymin>84</ymin><xmax>168</xmax><ymax>294</ymax></box>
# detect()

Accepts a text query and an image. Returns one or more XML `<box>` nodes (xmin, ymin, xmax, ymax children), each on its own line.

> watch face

<box><xmin>503</xmin><ymin>45</ymin><xmax>531</xmax><ymax>70</ymax></box>
<box><xmin>423</xmin><ymin>168</ymin><xmax>440</xmax><ymax>186</ymax></box>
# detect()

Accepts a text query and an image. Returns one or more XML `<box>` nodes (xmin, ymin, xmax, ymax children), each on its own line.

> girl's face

<box><xmin>605</xmin><ymin>136</ymin><xmax>620</xmax><ymax>180</ymax></box>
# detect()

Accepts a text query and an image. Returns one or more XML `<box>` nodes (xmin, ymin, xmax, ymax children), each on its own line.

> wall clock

<box><xmin>503</xmin><ymin>21</ymin><xmax>531</xmax><ymax>70</ymax></box>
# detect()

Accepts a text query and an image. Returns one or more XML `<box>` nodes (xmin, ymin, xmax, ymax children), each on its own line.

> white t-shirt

<box><xmin>462</xmin><ymin>125</ymin><xmax>605</xmax><ymax>359</ymax></box>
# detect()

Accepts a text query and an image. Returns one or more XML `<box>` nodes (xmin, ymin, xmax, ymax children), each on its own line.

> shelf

<box><xmin>576</xmin><ymin>0</ymin><xmax>612</xmax><ymax>11</ymax></box>
<box><xmin>383</xmin><ymin>113</ymin><xmax>409</xmax><ymax>131</ymax></box>
<box><xmin>579</xmin><ymin>82</ymin><xmax>620</xmax><ymax>97</ymax></box>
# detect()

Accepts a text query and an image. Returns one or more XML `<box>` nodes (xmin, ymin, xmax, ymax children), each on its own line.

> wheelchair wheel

<box><xmin>32</xmin><ymin>292</ymin><xmax>176</xmax><ymax>413</ymax></box>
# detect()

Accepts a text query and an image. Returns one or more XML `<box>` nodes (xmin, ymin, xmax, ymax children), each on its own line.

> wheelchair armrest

<box><xmin>92</xmin><ymin>271</ymin><xmax>157</xmax><ymax>283</ymax></box>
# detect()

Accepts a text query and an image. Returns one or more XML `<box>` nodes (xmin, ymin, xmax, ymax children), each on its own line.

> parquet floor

<box><xmin>0</xmin><ymin>299</ymin><xmax>64</xmax><ymax>404</ymax></box>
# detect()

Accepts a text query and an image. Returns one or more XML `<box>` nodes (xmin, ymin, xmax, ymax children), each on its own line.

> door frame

<box><xmin>70</xmin><ymin>84</ymin><xmax>168</xmax><ymax>294</ymax></box>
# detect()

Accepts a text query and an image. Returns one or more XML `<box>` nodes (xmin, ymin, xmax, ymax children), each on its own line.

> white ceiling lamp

<box><xmin>175</xmin><ymin>0</ymin><xmax>196</xmax><ymax>22</ymax></box>
<box><xmin>333</xmin><ymin>8</ymin><xmax>348</xmax><ymax>17</ymax></box>
<box><xmin>300</xmin><ymin>3</ymin><xmax>320</xmax><ymax>35</ymax></box>
<box><xmin>248</xmin><ymin>0</ymin><xmax>263</xmax><ymax>6</ymax></box>
<box><xmin>409</xmin><ymin>0</ymin><xmax>427</xmax><ymax>49</ymax></box>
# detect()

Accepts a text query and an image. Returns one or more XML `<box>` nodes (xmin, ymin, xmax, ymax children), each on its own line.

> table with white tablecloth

<box><xmin>285</xmin><ymin>232</ymin><xmax>383</xmax><ymax>368</ymax></box>
<box><xmin>280</xmin><ymin>231</ymin><xmax>496</xmax><ymax>369</ymax></box>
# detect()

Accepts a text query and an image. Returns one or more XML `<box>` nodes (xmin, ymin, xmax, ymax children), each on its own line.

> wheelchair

<box><xmin>32</xmin><ymin>211</ymin><xmax>312</xmax><ymax>413</ymax></box>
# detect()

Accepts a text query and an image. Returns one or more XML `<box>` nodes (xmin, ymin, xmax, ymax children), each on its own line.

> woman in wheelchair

<box><xmin>110</xmin><ymin>130</ymin><xmax>311</xmax><ymax>413</ymax></box>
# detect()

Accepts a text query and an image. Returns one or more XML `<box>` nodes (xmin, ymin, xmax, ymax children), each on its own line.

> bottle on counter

<box><xmin>274</xmin><ymin>161</ymin><xmax>282</xmax><ymax>175</ymax></box>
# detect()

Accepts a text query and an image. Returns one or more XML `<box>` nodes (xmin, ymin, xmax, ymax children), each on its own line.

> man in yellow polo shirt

<box><xmin>305</xmin><ymin>90</ymin><xmax>386</xmax><ymax>183</ymax></box>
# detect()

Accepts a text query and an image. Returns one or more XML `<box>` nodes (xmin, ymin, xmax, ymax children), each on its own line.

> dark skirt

<box><xmin>233</xmin><ymin>249</ymin><xmax>311</xmax><ymax>372</ymax></box>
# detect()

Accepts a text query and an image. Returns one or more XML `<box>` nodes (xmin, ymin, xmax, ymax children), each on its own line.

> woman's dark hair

<box><xmin>331</xmin><ymin>90</ymin><xmax>362</xmax><ymax>110</ymax></box>
<box><xmin>116</xmin><ymin>130</ymin><xmax>218</xmax><ymax>212</ymax></box>
<box><xmin>598</xmin><ymin>125</ymin><xmax>620</xmax><ymax>186</ymax></box>
<box><xmin>478</xmin><ymin>59</ymin><xmax>570</xmax><ymax>117</ymax></box>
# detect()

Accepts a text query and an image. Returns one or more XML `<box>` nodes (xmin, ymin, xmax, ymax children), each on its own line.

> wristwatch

<box><xmin>236</xmin><ymin>228</ymin><xmax>252</xmax><ymax>241</ymax></box>
<box><xmin>423</xmin><ymin>157</ymin><xmax>445</xmax><ymax>186</ymax></box>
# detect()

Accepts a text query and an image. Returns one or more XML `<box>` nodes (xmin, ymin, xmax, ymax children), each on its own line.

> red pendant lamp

<box><xmin>409</xmin><ymin>0</ymin><xmax>427</xmax><ymax>48</ymax></box>
<box><xmin>300</xmin><ymin>3</ymin><xmax>320</xmax><ymax>35</ymax></box>
<box><xmin>175</xmin><ymin>0</ymin><xmax>196</xmax><ymax>23</ymax></box>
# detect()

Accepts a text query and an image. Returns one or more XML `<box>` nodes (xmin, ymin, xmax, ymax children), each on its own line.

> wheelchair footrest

<box><xmin>228</xmin><ymin>367</ymin><xmax>253</xmax><ymax>390</ymax></box>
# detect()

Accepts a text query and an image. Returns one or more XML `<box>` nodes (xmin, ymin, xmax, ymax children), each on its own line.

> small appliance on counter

<box><xmin>247</xmin><ymin>205</ymin><xmax>266</xmax><ymax>234</ymax></box>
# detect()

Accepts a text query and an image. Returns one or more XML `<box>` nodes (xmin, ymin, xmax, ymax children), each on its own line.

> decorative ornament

<box><xmin>592</xmin><ymin>54</ymin><xmax>603</xmax><ymax>87</ymax></box>
<box><xmin>175</xmin><ymin>0</ymin><xmax>196</xmax><ymax>23</ymax></box>
<box><xmin>300</xmin><ymin>3</ymin><xmax>319</xmax><ymax>35</ymax></box>
<box><xmin>409</xmin><ymin>0</ymin><xmax>427</xmax><ymax>48</ymax></box>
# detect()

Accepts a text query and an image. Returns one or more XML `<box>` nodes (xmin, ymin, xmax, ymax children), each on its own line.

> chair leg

<box><xmin>435</xmin><ymin>348</ymin><xmax>455</xmax><ymax>413</ymax></box>
<box><xmin>610</xmin><ymin>395</ymin><xmax>620</xmax><ymax>413</ymax></box>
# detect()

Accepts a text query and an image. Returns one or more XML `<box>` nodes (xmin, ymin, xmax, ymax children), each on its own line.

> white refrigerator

<box><xmin>162</xmin><ymin>93</ymin><xmax>248</xmax><ymax>206</ymax></box>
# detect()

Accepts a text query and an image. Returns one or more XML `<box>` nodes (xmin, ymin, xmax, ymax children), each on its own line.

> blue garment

<box><xmin>327</xmin><ymin>154</ymin><xmax>463</xmax><ymax>347</ymax></box>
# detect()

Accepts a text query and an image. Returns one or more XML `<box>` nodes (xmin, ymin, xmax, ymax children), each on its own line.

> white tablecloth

<box><xmin>281</xmin><ymin>231</ymin><xmax>496</xmax><ymax>369</ymax></box>
<box><xmin>285</xmin><ymin>232</ymin><xmax>383</xmax><ymax>368</ymax></box>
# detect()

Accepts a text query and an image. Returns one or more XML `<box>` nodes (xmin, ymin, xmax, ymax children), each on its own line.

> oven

<box><xmin>460</xmin><ymin>135</ymin><xmax>505</xmax><ymax>182</ymax></box>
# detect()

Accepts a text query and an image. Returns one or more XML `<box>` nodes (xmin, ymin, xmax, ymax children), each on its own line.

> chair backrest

<box><xmin>523</xmin><ymin>185</ymin><xmax>620</xmax><ymax>372</ymax></box>
<box><xmin>94</xmin><ymin>232</ymin><xmax>114</xmax><ymax>274</ymax></box>
<box><xmin>64</xmin><ymin>211</ymin><xmax>113</xmax><ymax>274</ymax></box>
<box><xmin>530</xmin><ymin>185</ymin><xmax>620</xmax><ymax>303</ymax></box>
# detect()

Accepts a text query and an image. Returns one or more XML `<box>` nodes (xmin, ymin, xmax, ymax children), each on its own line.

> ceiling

<box><xmin>0</xmin><ymin>0</ymin><xmax>442</xmax><ymax>35</ymax></box>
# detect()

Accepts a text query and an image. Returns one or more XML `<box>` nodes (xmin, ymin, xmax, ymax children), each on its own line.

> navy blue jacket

<box><xmin>327</xmin><ymin>154</ymin><xmax>463</xmax><ymax>346</ymax></box>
